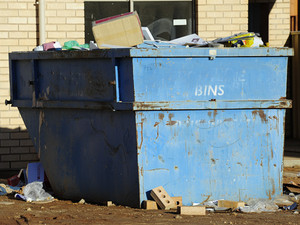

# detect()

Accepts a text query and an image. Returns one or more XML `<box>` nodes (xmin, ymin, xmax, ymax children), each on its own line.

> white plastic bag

<box><xmin>23</xmin><ymin>181</ymin><xmax>53</xmax><ymax>202</ymax></box>
<box><xmin>240</xmin><ymin>199</ymin><xmax>278</xmax><ymax>213</ymax></box>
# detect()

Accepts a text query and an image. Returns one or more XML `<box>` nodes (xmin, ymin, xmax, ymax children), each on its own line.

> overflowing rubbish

<box><xmin>26</xmin><ymin>162</ymin><xmax>45</xmax><ymax>184</ymax></box>
<box><xmin>30</xmin><ymin>11</ymin><xmax>269</xmax><ymax>52</ymax></box>
<box><xmin>22</xmin><ymin>181</ymin><xmax>53</xmax><ymax>202</ymax></box>
<box><xmin>211</xmin><ymin>32</ymin><xmax>264</xmax><ymax>47</ymax></box>
<box><xmin>0</xmin><ymin>184</ymin><xmax>20</xmax><ymax>196</ymax></box>
<box><xmin>239</xmin><ymin>199</ymin><xmax>279</xmax><ymax>213</ymax></box>
<box><xmin>145</xmin><ymin>185</ymin><xmax>300</xmax><ymax>214</ymax></box>
<box><xmin>284</xmin><ymin>202</ymin><xmax>298</xmax><ymax>210</ymax></box>
<box><xmin>7</xmin><ymin>169</ymin><xmax>26</xmax><ymax>187</ymax></box>
<box><xmin>14</xmin><ymin>193</ymin><xmax>27</xmax><ymax>201</ymax></box>
<box><xmin>92</xmin><ymin>11</ymin><xmax>144</xmax><ymax>48</ymax></box>
<box><xmin>62</xmin><ymin>40</ymin><xmax>89</xmax><ymax>50</ymax></box>
<box><xmin>274</xmin><ymin>195</ymin><xmax>294</xmax><ymax>207</ymax></box>
<box><xmin>169</xmin><ymin>33</ymin><xmax>207</xmax><ymax>46</ymax></box>
<box><xmin>78</xmin><ymin>199</ymin><xmax>86</xmax><ymax>204</ymax></box>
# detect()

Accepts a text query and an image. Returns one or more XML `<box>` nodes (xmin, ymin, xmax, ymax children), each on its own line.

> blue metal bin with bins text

<box><xmin>8</xmin><ymin>44</ymin><xmax>293</xmax><ymax>207</ymax></box>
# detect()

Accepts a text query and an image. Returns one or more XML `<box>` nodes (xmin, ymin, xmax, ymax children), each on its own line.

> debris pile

<box><xmin>142</xmin><ymin>185</ymin><xmax>300</xmax><ymax>216</ymax></box>
<box><xmin>31</xmin><ymin>11</ymin><xmax>266</xmax><ymax>52</ymax></box>
<box><xmin>0</xmin><ymin>162</ymin><xmax>53</xmax><ymax>203</ymax></box>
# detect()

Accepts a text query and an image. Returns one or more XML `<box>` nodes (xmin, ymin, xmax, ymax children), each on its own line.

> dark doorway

<box><xmin>248</xmin><ymin>0</ymin><xmax>276</xmax><ymax>44</ymax></box>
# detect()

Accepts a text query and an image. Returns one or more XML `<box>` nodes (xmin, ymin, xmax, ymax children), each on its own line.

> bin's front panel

<box><xmin>132</xmin><ymin>57</ymin><xmax>288</xmax><ymax>102</ymax></box>
<box><xmin>136</xmin><ymin>109</ymin><xmax>285</xmax><ymax>205</ymax></box>
<box><xmin>37</xmin><ymin>58</ymin><xmax>116</xmax><ymax>102</ymax></box>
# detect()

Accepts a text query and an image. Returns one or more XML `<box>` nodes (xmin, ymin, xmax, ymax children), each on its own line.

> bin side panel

<box><xmin>37</xmin><ymin>58</ymin><xmax>116</xmax><ymax>102</ymax></box>
<box><xmin>132</xmin><ymin>57</ymin><xmax>288</xmax><ymax>102</ymax></box>
<box><xmin>11</xmin><ymin>60</ymin><xmax>34</xmax><ymax>101</ymax></box>
<box><xmin>136</xmin><ymin>109</ymin><xmax>285</xmax><ymax>205</ymax></box>
<box><xmin>19</xmin><ymin>108</ymin><xmax>140</xmax><ymax>207</ymax></box>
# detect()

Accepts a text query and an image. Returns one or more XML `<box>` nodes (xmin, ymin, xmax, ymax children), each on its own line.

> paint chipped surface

<box><xmin>137</xmin><ymin>109</ymin><xmax>285</xmax><ymax>205</ymax></box>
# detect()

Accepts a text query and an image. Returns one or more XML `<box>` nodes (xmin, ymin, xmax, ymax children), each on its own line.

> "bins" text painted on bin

<box><xmin>195</xmin><ymin>85</ymin><xmax>224</xmax><ymax>96</ymax></box>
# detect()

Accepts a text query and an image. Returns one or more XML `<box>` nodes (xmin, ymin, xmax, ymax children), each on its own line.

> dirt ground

<box><xmin>0</xmin><ymin>167</ymin><xmax>299</xmax><ymax>225</ymax></box>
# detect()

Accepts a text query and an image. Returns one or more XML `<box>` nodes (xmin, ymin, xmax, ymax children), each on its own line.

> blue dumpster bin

<box><xmin>8</xmin><ymin>44</ymin><xmax>293</xmax><ymax>207</ymax></box>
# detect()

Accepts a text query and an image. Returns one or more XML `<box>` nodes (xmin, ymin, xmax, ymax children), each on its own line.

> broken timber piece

<box><xmin>171</xmin><ymin>196</ymin><xmax>183</xmax><ymax>209</ymax></box>
<box><xmin>178</xmin><ymin>206</ymin><xmax>206</xmax><ymax>215</ymax></box>
<box><xmin>150</xmin><ymin>186</ymin><xmax>176</xmax><ymax>210</ymax></box>
<box><xmin>142</xmin><ymin>200</ymin><xmax>158</xmax><ymax>210</ymax></box>
<box><xmin>217</xmin><ymin>200</ymin><xmax>245</xmax><ymax>210</ymax></box>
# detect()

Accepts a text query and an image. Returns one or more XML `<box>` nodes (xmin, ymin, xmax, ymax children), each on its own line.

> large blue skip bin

<box><xmin>8</xmin><ymin>44</ymin><xmax>293</xmax><ymax>207</ymax></box>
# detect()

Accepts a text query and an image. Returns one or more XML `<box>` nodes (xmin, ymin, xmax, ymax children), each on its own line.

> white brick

<box><xmin>1</xmin><ymin>140</ymin><xmax>19</xmax><ymax>147</ymax></box>
<box><xmin>11</xmin><ymin>161</ymin><xmax>29</xmax><ymax>169</ymax></box>
<box><xmin>11</xmin><ymin>147</ymin><xmax>30</xmax><ymax>154</ymax></box>
<box><xmin>66</xmin><ymin>3</ymin><xmax>84</xmax><ymax>10</ymax></box>
<box><xmin>8</xmin><ymin>17</ymin><xmax>28</xmax><ymax>24</ymax></box>
<box><xmin>0</xmin><ymin>162</ymin><xmax>9</xmax><ymax>169</ymax></box>
<box><xmin>8</xmin><ymin>3</ymin><xmax>27</xmax><ymax>9</ymax></box>
<box><xmin>21</xmin><ymin>154</ymin><xmax>39</xmax><ymax>161</ymax></box>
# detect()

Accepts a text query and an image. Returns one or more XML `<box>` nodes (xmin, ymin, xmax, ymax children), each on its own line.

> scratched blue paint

<box><xmin>132</xmin><ymin>57</ymin><xmax>288</xmax><ymax>101</ymax></box>
<box><xmin>8</xmin><ymin>45</ymin><xmax>292</xmax><ymax>207</ymax></box>
<box><xmin>136</xmin><ymin>109</ymin><xmax>285</xmax><ymax>205</ymax></box>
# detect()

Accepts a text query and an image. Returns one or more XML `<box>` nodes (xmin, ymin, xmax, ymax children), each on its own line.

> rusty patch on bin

<box><xmin>166</xmin><ymin>113</ymin><xmax>176</xmax><ymax>126</ymax></box>
<box><xmin>252</xmin><ymin>110</ymin><xmax>267</xmax><ymax>123</ymax></box>
<box><xmin>137</xmin><ymin>119</ymin><xmax>144</xmax><ymax>150</ymax></box>
<box><xmin>159</xmin><ymin>113</ymin><xmax>164</xmax><ymax>120</ymax></box>
<box><xmin>271</xmin><ymin>148</ymin><xmax>274</xmax><ymax>159</ymax></box>
<box><xmin>140</xmin><ymin>166</ymin><xmax>143</xmax><ymax>177</ymax></box>
<box><xmin>213</xmin><ymin>110</ymin><xmax>218</xmax><ymax>119</ymax></box>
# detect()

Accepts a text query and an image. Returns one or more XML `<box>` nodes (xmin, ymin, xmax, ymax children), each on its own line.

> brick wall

<box><xmin>196</xmin><ymin>0</ymin><xmax>290</xmax><ymax>47</ymax></box>
<box><xmin>0</xmin><ymin>0</ymin><xmax>85</xmax><ymax>173</ymax></box>
<box><xmin>0</xmin><ymin>1</ymin><xmax>37</xmax><ymax>171</ymax></box>
<box><xmin>196</xmin><ymin>0</ymin><xmax>249</xmax><ymax>42</ymax></box>
<box><xmin>0</xmin><ymin>0</ymin><xmax>291</xmax><ymax>172</ymax></box>
<box><xmin>269</xmin><ymin>0</ymin><xmax>290</xmax><ymax>47</ymax></box>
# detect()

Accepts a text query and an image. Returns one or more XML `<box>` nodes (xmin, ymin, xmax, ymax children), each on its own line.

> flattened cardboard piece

<box><xmin>92</xmin><ymin>11</ymin><xmax>144</xmax><ymax>48</ymax></box>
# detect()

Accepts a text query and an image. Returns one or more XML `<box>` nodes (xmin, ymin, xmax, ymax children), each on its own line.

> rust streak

<box><xmin>252</xmin><ymin>110</ymin><xmax>268</xmax><ymax>123</ymax></box>
<box><xmin>159</xmin><ymin>113</ymin><xmax>164</xmax><ymax>120</ymax></box>
<box><xmin>213</xmin><ymin>110</ymin><xmax>218</xmax><ymax>120</ymax></box>
<box><xmin>271</xmin><ymin>148</ymin><xmax>274</xmax><ymax>159</ymax></box>
<box><xmin>166</xmin><ymin>113</ymin><xmax>176</xmax><ymax>126</ymax></box>
<box><xmin>154</xmin><ymin>122</ymin><xmax>159</xmax><ymax>127</ymax></box>
<box><xmin>137</xmin><ymin>120</ymin><xmax>144</xmax><ymax>150</ymax></box>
